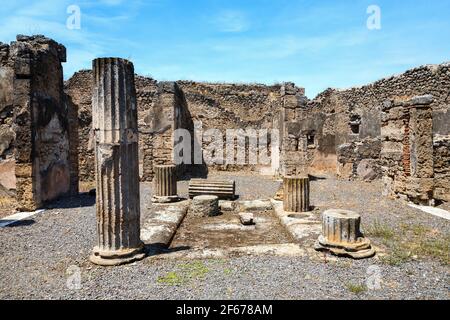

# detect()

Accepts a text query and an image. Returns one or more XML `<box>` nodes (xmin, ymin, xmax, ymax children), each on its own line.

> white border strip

<box><xmin>0</xmin><ymin>209</ymin><xmax>45</xmax><ymax>228</ymax></box>
<box><xmin>408</xmin><ymin>203</ymin><xmax>450</xmax><ymax>221</ymax></box>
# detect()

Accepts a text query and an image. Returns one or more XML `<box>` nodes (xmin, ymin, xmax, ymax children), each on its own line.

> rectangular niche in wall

<box><xmin>350</xmin><ymin>115</ymin><xmax>361</xmax><ymax>135</ymax></box>
<box><xmin>307</xmin><ymin>132</ymin><xmax>315</xmax><ymax>147</ymax></box>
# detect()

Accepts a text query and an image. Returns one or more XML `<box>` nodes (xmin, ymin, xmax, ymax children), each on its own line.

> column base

<box><xmin>314</xmin><ymin>236</ymin><xmax>376</xmax><ymax>259</ymax></box>
<box><xmin>90</xmin><ymin>244</ymin><xmax>146</xmax><ymax>266</ymax></box>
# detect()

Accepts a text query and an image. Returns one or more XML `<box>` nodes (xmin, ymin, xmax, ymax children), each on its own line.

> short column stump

<box><xmin>315</xmin><ymin>209</ymin><xmax>375</xmax><ymax>259</ymax></box>
<box><xmin>189</xmin><ymin>195</ymin><xmax>220</xmax><ymax>217</ymax></box>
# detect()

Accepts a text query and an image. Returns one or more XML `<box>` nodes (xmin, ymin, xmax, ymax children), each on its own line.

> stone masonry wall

<box><xmin>135</xmin><ymin>75</ymin><xmax>159</xmax><ymax>181</ymax></box>
<box><xmin>306</xmin><ymin>62</ymin><xmax>450</xmax><ymax>183</ymax></box>
<box><xmin>381</xmin><ymin>96</ymin><xmax>438</xmax><ymax>204</ymax></box>
<box><xmin>0</xmin><ymin>35</ymin><xmax>73</xmax><ymax>210</ymax></box>
<box><xmin>0</xmin><ymin>42</ymin><xmax>15</xmax><ymax>198</ymax></box>
<box><xmin>178</xmin><ymin>81</ymin><xmax>283</xmax><ymax>173</ymax></box>
<box><xmin>65</xmin><ymin>74</ymin><xmax>196</xmax><ymax>183</ymax></box>
<box><xmin>433</xmin><ymin>137</ymin><xmax>450</xmax><ymax>202</ymax></box>
<box><xmin>142</xmin><ymin>81</ymin><xmax>194</xmax><ymax>181</ymax></box>
<box><xmin>64</xmin><ymin>57</ymin><xmax>449</xmax><ymax>203</ymax></box>
<box><xmin>65</xmin><ymin>70</ymin><xmax>94</xmax><ymax>183</ymax></box>
<box><xmin>67</xmin><ymin>78</ymin><xmax>285</xmax><ymax>182</ymax></box>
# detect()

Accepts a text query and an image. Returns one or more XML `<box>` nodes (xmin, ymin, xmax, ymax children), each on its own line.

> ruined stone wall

<box><xmin>381</xmin><ymin>96</ymin><xmax>438</xmax><ymax>204</ymax></box>
<box><xmin>307</xmin><ymin>62</ymin><xmax>450</xmax><ymax>182</ymax></box>
<box><xmin>135</xmin><ymin>75</ymin><xmax>158</xmax><ymax>181</ymax></box>
<box><xmin>65</xmin><ymin>70</ymin><xmax>94</xmax><ymax>183</ymax></box>
<box><xmin>177</xmin><ymin>81</ymin><xmax>283</xmax><ymax>173</ymax></box>
<box><xmin>278</xmin><ymin>83</ymin><xmax>312</xmax><ymax>176</ymax></box>
<box><xmin>64</xmin><ymin>56</ymin><xmax>449</xmax><ymax>202</ymax></box>
<box><xmin>0</xmin><ymin>43</ymin><xmax>15</xmax><ymax>198</ymax></box>
<box><xmin>68</xmin><ymin>78</ymin><xmax>286</xmax><ymax>181</ymax></box>
<box><xmin>65</xmin><ymin>74</ymin><xmax>195</xmax><ymax>182</ymax></box>
<box><xmin>433</xmin><ymin>138</ymin><xmax>450</xmax><ymax>202</ymax></box>
<box><xmin>379</xmin><ymin>94</ymin><xmax>450</xmax><ymax>204</ymax></box>
<box><xmin>0</xmin><ymin>35</ymin><xmax>73</xmax><ymax>210</ymax></box>
<box><xmin>143</xmin><ymin>81</ymin><xmax>194</xmax><ymax>181</ymax></box>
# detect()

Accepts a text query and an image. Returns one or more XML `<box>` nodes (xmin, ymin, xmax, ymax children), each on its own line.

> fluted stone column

<box><xmin>315</xmin><ymin>209</ymin><xmax>375</xmax><ymax>259</ymax></box>
<box><xmin>90</xmin><ymin>58</ymin><xmax>145</xmax><ymax>266</ymax></box>
<box><xmin>283</xmin><ymin>176</ymin><xmax>310</xmax><ymax>212</ymax></box>
<box><xmin>152</xmin><ymin>165</ymin><xmax>179</xmax><ymax>203</ymax></box>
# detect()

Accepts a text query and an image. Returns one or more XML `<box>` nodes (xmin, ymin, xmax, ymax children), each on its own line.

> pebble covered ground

<box><xmin>0</xmin><ymin>173</ymin><xmax>448</xmax><ymax>300</ymax></box>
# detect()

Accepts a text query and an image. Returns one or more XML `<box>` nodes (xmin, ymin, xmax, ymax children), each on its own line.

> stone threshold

<box><xmin>146</xmin><ymin>243</ymin><xmax>317</xmax><ymax>260</ymax></box>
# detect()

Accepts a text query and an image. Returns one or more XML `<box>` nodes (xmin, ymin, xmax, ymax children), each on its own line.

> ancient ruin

<box><xmin>59</xmin><ymin>60</ymin><xmax>450</xmax><ymax>210</ymax></box>
<box><xmin>4</xmin><ymin>0</ymin><xmax>450</xmax><ymax>301</ymax></box>
<box><xmin>0</xmin><ymin>34</ymin><xmax>449</xmax><ymax>268</ymax></box>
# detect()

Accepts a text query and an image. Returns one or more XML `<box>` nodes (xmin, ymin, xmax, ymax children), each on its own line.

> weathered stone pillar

<box><xmin>283</xmin><ymin>176</ymin><xmax>310</xmax><ymax>212</ymax></box>
<box><xmin>315</xmin><ymin>209</ymin><xmax>375</xmax><ymax>259</ymax></box>
<box><xmin>279</xmin><ymin>82</ymin><xmax>309</xmax><ymax>177</ymax></box>
<box><xmin>152</xmin><ymin>164</ymin><xmax>179</xmax><ymax>203</ymax></box>
<box><xmin>381</xmin><ymin>95</ymin><xmax>435</xmax><ymax>205</ymax></box>
<box><xmin>90</xmin><ymin>58</ymin><xmax>145</xmax><ymax>266</ymax></box>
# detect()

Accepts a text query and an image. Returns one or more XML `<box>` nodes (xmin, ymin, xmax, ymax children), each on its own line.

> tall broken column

<box><xmin>90</xmin><ymin>58</ymin><xmax>145</xmax><ymax>266</ymax></box>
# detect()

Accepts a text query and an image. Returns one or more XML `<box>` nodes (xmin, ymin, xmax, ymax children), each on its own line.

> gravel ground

<box><xmin>0</xmin><ymin>173</ymin><xmax>448</xmax><ymax>300</ymax></box>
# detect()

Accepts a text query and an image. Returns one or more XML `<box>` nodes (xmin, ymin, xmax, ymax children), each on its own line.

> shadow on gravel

<box><xmin>309</xmin><ymin>175</ymin><xmax>327</xmax><ymax>181</ymax></box>
<box><xmin>3</xmin><ymin>220</ymin><xmax>36</xmax><ymax>227</ymax></box>
<box><xmin>145</xmin><ymin>244</ymin><xmax>191</xmax><ymax>257</ymax></box>
<box><xmin>178</xmin><ymin>164</ymin><xmax>209</xmax><ymax>181</ymax></box>
<box><xmin>45</xmin><ymin>193</ymin><xmax>96</xmax><ymax>210</ymax></box>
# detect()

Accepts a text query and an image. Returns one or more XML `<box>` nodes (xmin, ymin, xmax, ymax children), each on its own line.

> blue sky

<box><xmin>1</xmin><ymin>0</ymin><xmax>449</xmax><ymax>98</ymax></box>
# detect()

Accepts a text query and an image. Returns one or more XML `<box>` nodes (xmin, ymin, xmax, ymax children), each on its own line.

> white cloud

<box><xmin>0</xmin><ymin>0</ymin><xmax>141</xmax><ymax>79</ymax></box>
<box><xmin>208</xmin><ymin>29</ymin><xmax>372</xmax><ymax>60</ymax></box>
<box><xmin>212</xmin><ymin>10</ymin><xmax>249</xmax><ymax>33</ymax></box>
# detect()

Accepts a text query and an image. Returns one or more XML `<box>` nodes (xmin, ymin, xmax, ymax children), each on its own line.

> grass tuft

<box><xmin>157</xmin><ymin>272</ymin><xmax>184</xmax><ymax>286</ymax></box>
<box><xmin>345</xmin><ymin>282</ymin><xmax>367</xmax><ymax>295</ymax></box>
<box><xmin>368</xmin><ymin>220</ymin><xmax>450</xmax><ymax>266</ymax></box>
<box><xmin>366</xmin><ymin>220</ymin><xmax>395</xmax><ymax>241</ymax></box>
<box><xmin>178</xmin><ymin>261</ymin><xmax>210</xmax><ymax>280</ymax></box>
<box><xmin>157</xmin><ymin>260</ymin><xmax>210</xmax><ymax>286</ymax></box>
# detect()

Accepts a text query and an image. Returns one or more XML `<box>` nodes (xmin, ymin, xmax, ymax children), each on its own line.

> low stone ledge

<box><xmin>238</xmin><ymin>199</ymin><xmax>273</xmax><ymax>212</ymax></box>
<box><xmin>271</xmin><ymin>199</ymin><xmax>321</xmax><ymax>242</ymax></box>
<box><xmin>141</xmin><ymin>201</ymin><xmax>189</xmax><ymax>247</ymax></box>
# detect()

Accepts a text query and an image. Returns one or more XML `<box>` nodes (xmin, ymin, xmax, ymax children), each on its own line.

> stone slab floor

<box><xmin>0</xmin><ymin>173</ymin><xmax>448</xmax><ymax>300</ymax></box>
